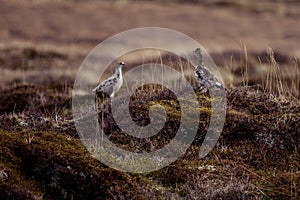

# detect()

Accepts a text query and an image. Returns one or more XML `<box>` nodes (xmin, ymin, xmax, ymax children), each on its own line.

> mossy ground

<box><xmin>0</xmin><ymin>82</ymin><xmax>299</xmax><ymax>199</ymax></box>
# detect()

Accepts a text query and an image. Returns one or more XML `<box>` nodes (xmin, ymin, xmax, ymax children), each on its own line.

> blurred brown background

<box><xmin>0</xmin><ymin>0</ymin><xmax>299</xmax><ymax>95</ymax></box>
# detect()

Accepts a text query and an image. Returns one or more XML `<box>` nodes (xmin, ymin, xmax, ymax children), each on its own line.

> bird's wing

<box><xmin>92</xmin><ymin>75</ymin><xmax>117</xmax><ymax>95</ymax></box>
<box><xmin>195</xmin><ymin>65</ymin><xmax>223</xmax><ymax>89</ymax></box>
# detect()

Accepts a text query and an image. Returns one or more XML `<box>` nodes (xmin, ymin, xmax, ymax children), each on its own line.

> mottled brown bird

<box><xmin>92</xmin><ymin>62</ymin><xmax>125</xmax><ymax>98</ymax></box>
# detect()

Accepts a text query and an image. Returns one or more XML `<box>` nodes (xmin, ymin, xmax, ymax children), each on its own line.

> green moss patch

<box><xmin>0</xmin><ymin>130</ymin><xmax>162</xmax><ymax>199</ymax></box>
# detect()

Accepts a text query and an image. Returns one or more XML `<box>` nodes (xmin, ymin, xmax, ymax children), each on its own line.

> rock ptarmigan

<box><xmin>193</xmin><ymin>48</ymin><xmax>224</xmax><ymax>93</ymax></box>
<box><xmin>92</xmin><ymin>62</ymin><xmax>125</xmax><ymax>98</ymax></box>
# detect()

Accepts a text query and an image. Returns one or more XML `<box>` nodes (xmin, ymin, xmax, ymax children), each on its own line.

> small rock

<box><xmin>0</xmin><ymin>170</ymin><xmax>8</xmax><ymax>180</ymax></box>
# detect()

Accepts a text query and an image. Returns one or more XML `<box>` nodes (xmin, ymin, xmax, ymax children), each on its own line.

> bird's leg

<box><xmin>95</xmin><ymin>92</ymin><xmax>108</xmax><ymax>130</ymax></box>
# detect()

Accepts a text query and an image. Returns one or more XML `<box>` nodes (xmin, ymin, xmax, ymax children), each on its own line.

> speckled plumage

<box><xmin>193</xmin><ymin>48</ymin><xmax>224</xmax><ymax>93</ymax></box>
<box><xmin>92</xmin><ymin>62</ymin><xmax>125</xmax><ymax>98</ymax></box>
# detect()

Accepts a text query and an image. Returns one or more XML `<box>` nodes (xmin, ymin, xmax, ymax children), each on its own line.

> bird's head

<box><xmin>114</xmin><ymin>62</ymin><xmax>125</xmax><ymax>75</ymax></box>
<box><xmin>118</xmin><ymin>62</ymin><xmax>125</xmax><ymax>68</ymax></box>
<box><xmin>193</xmin><ymin>48</ymin><xmax>203</xmax><ymax>67</ymax></box>
<box><xmin>193</xmin><ymin>48</ymin><xmax>202</xmax><ymax>56</ymax></box>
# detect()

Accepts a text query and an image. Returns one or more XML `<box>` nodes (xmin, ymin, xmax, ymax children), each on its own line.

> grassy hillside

<box><xmin>0</xmin><ymin>74</ymin><xmax>298</xmax><ymax>199</ymax></box>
